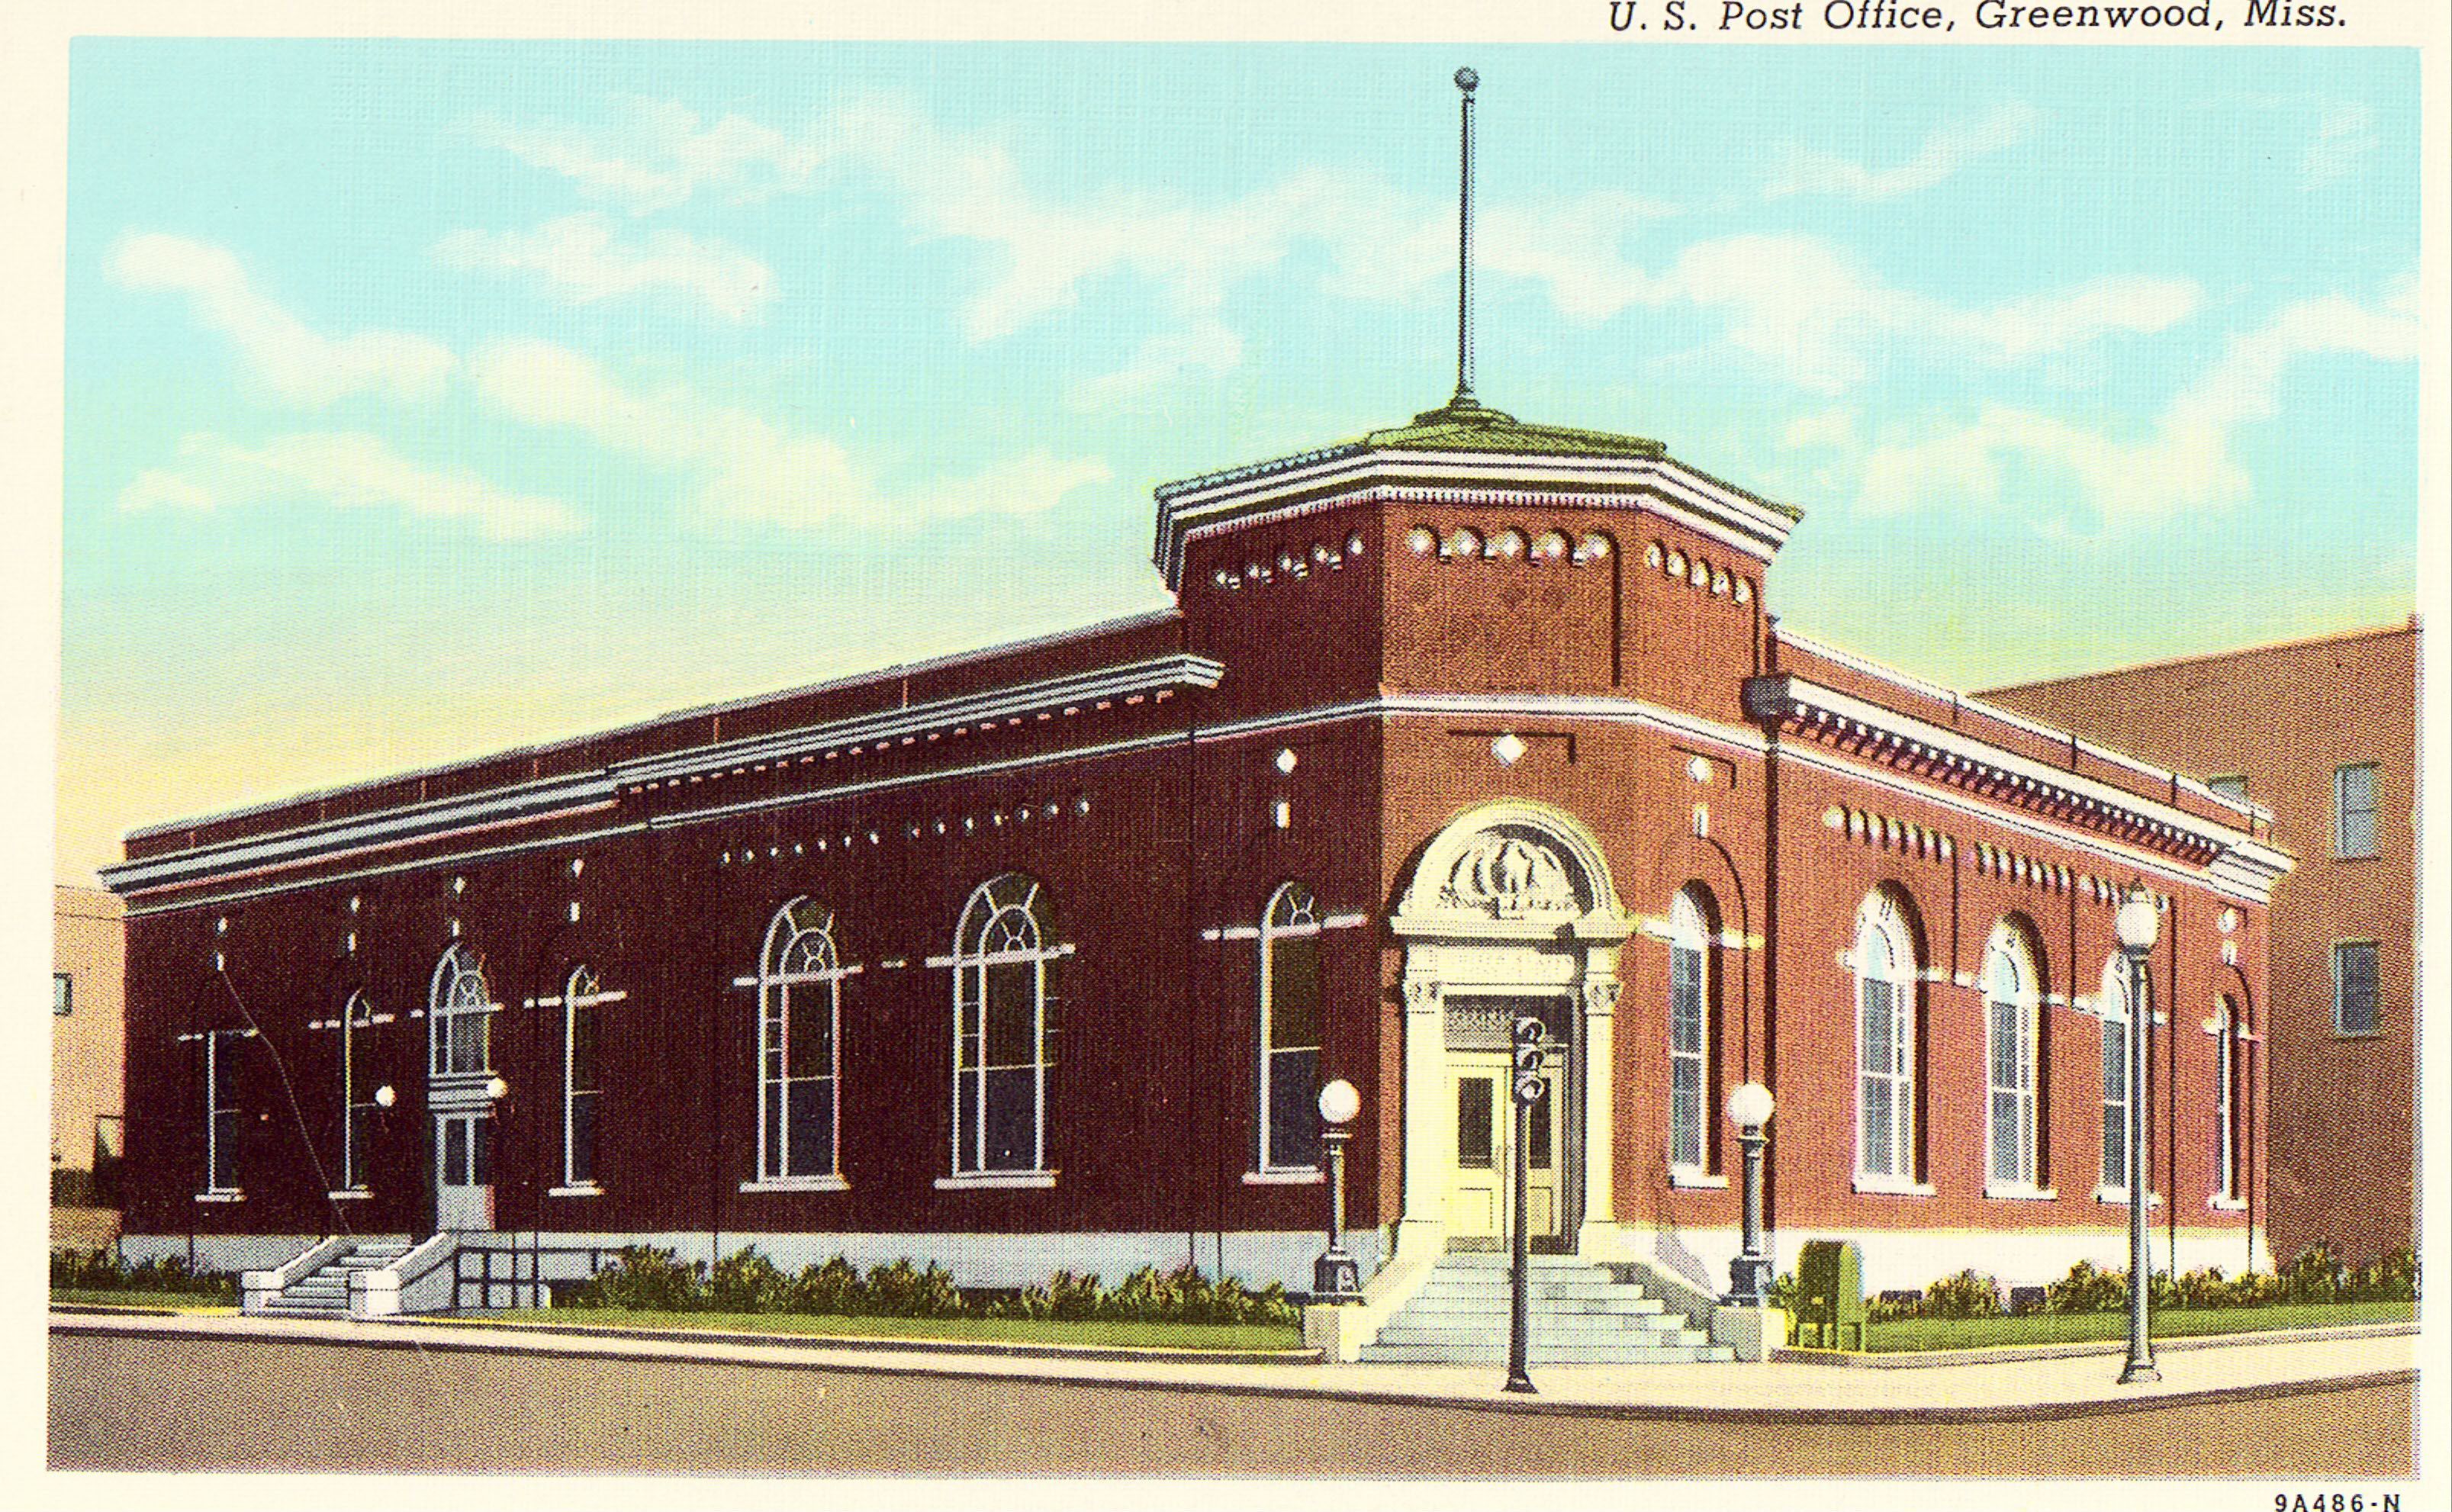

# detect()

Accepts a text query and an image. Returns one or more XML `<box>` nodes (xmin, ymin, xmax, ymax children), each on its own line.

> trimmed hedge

<box><xmin>1768</xmin><ymin>1241</ymin><xmax>2416</xmax><ymax>1324</ymax></box>
<box><xmin>565</xmin><ymin>1246</ymin><xmax>1300</xmax><ymax>1327</ymax></box>
<box><xmin>50</xmin><ymin>1247</ymin><xmax>237</xmax><ymax>1301</ymax></box>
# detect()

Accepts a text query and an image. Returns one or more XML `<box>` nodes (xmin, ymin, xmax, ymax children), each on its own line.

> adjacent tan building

<box><xmin>53</xmin><ymin>883</ymin><xmax>126</xmax><ymax>1240</ymax></box>
<box><xmin>1987</xmin><ymin>620</ymin><xmax>2419</xmax><ymax>1266</ymax></box>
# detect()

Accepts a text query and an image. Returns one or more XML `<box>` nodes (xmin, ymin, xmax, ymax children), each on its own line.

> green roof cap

<box><xmin>1363</xmin><ymin>397</ymin><xmax>1666</xmax><ymax>459</ymax></box>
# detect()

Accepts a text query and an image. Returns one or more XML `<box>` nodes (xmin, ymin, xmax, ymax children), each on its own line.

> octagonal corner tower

<box><xmin>1153</xmin><ymin>399</ymin><xmax>1803</xmax><ymax>729</ymax></box>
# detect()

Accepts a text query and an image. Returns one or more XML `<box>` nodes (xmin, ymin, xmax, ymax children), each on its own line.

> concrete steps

<box><xmin>1358</xmin><ymin>1253</ymin><xmax>1734</xmax><ymax>1366</ymax></box>
<box><xmin>254</xmin><ymin>1239</ymin><xmax>413</xmax><ymax>1319</ymax></box>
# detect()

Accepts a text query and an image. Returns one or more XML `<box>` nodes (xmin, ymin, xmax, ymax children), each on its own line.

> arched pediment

<box><xmin>1394</xmin><ymin>801</ymin><xmax>1627</xmax><ymax>939</ymax></box>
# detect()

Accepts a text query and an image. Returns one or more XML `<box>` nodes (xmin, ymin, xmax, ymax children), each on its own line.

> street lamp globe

<box><xmin>2115</xmin><ymin>885</ymin><xmax>2159</xmax><ymax>958</ymax></box>
<box><xmin>1318</xmin><ymin>1078</ymin><xmax>1361</xmax><ymax>1128</ymax></box>
<box><xmin>373</xmin><ymin>1085</ymin><xmax>396</xmax><ymax>1109</ymax></box>
<box><xmin>1726</xmin><ymin>1081</ymin><xmax>1775</xmax><ymax>1130</ymax></box>
<box><xmin>485</xmin><ymin>1076</ymin><xmax>509</xmax><ymax>1102</ymax></box>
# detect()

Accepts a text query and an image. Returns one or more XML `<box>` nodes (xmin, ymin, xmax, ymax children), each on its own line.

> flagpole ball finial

<box><xmin>1456</xmin><ymin>67</ymin><xmax>1479</xmax><ymax>92</ymax></box>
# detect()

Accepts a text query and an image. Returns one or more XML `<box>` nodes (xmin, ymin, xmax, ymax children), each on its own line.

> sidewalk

<box><xmin>49</xmin><ymin>1307</ymin><xmax>2417</xmax><ymax>1423</ymax></box>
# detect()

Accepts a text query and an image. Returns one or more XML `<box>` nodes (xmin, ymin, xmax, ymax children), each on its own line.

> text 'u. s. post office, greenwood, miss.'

<box><xmin>98</xmin><ymin>71</ymin><xmax>2296</xmax><ymax>1355</ymax></box>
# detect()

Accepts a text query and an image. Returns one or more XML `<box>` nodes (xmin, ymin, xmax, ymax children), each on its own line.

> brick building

<box><xmin>99</xmin><ymin>394</ymin><xmax>2292</xmax><ymax>1335</ymax></box>
<box><xmin>1986</xmin><ymin>622</ymin><xmax>2418</xmax><ymax>1266</ymax></box>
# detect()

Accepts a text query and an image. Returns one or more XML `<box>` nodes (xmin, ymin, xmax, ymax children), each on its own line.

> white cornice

<box><xmin>1155</xmin><ymin>451</ymin><xmax>1797</xmax><ymax>587</ymax></box>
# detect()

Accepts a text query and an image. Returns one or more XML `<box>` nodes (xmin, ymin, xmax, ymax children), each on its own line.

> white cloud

<box><xmin>468</xmin><ymin>99</ymin><xmax>829</xmax><ymax>215</ymax></box>
<box><xmin>108</xmin><ymin>233</ymin><xmax>455</xmax><ymax>407</ymax></box>
<box><xmin>1765</xmin><ymin>104</ymin><xmax>2041</xmax><ymax>202</ymax></box>
<box><xmin>434</xmin><ymin>214</ymin><xmax>774</xmax><ymax>321</ymax></box>
<box><xmin>2303</xmin><ymin>101</ymin><xmax>2380</xmax><ymax>188</ymax></box>
<box><xmin>467</xmin><ymin>337</ymin><xmax>1108</xmax><ymax>529</ymax></box>
<box><xmin>1852</xmin><ymin>292</ymin><xmax>2419</xmax><ymax>526</ymax></box>
<box><xmin>117</xmin><ymin>431</ymin><xmax>583</xmax><ymax>539</ymax></box>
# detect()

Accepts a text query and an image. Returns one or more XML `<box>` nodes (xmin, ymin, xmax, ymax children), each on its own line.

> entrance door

<box><xmin>1444</xmin><ymin>1051</ymin><xmax>1564</xmax><ymax>1244</ymax></box>
<box><xmin>436</xmin><ymin>1111</ymin><xmax>494</xmax><ymax>1231</ymax></box>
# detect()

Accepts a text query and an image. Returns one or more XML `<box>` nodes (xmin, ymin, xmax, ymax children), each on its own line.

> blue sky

<box><xmin>60</xmin><ymin>41</ymin><xmax>2420</xmax><ymax>883</ymax></box>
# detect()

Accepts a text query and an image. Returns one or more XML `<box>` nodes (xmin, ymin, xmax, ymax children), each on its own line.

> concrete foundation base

<box><xmin>1709</xmin><ymin>1304</ymin><xmax>1791</xmax><ymax>1363</ymax></box>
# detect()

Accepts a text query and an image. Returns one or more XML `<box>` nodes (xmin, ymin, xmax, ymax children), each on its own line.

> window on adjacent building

<box><xmin>53</xmin><ymin>973</ymin><xmax>71</xmax><ymax>1016</ymax></box>
<box><xmin>428</xmin><ymin>946</ymin><xmax>493</xmax><ymax>1076</ymax></box>
<box><xmin>758</xmin><ymin>901</ymin><xmax>843</xmax><ymax>1182</ymax></box>
<box><xmin>953</xmin><ymin>873</ymin><xmax>1059</xmax><ymax>1176</ymax></box>
<box><xmin>339</xmin><ymin>992</ymin><xmax>375</xmax><ymax>1191</ymax></box>
<box><xmin>2333</xmin><ymin>941</ymin><xmax>2380</xmax><ymax>1035</ymax></box>
<box><xmin>2335</xmin><ymin>763</ymin><xmax>2380</xmax><ymax>858</ymax></box>
<box><xmin>1257</xmin><ymin>883</ymin><xmax>1323</xmax><ymax>1173</ymax></box>
<box><xmin>563</xmin><ymin>965</ymin><xmax>606</xmax><ymax>1189</ymax></box>
<box><xmin>1668</xmin><ymin>886</ymin><xmax>1715</xmax><ymax>1175</ymax></box>
<box><xmin>1854</xmin><ymin>890</ymin><xmax>1918</xmax><ymax>1182</ymax></box>
<box><xmin>1984</xmin><ymin>923</ymin><xmax>2042</xmax><ymax>1190</ymax></box>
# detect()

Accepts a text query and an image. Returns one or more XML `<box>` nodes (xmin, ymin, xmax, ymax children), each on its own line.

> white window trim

<box><xmin>2093</xmin><ymin>1185</ymin><xmax>2164</xmax><ymax>1208</ymax></box>
<box><xmin>194</xmin><ymin>1191</ymin><xmax>245</xmax><ymax>1204</ymax></box>
<box><xmin>934</xmin><ymin>1171</ymin><xmax>1057</xmax><ymax>1191</ymax></box>
<box><xmin>1241</xmin><ymin>1169</ymin><xmax>1324</xmax><ymax>1185</ymax></box>
<box><xmin>2208</xmin><ymin>1195</ymin><xmax>2248</xmax><ymax>1212</ymax></box>
<box><xmin>1984</xmin><ymin>1182</ymin><xmax>2058</xmax><ymax>1202</ymax></box>
<box><xmin>1983</xmin><ymin>925</ymin><xmax>2042</xmax><ymax>1192</ymax></box>
<box><xmin>202</xmin><ymin>1027</ymin><xmax>244</xmax><ymax>1198</ymax></box>
<box><xmin>325</xmin><ymin>1189</ymin><xmax>372</xmax><ymax>1202</ymax></box>
<box><xmin>1668</xmin><ymin>887</ymin><xmax>1712</xmax><ymax>1177</ymax></box>
<box><xmin>2332</xmin><ymin>761</ymin><xmax>2380</xmax><ymax>859</ymax></box>
<box><xmin>1670</xmin><ymin>1167</ymin><xmax>1730</xmax><ymax>1191</ymax></box>
<box><xmin>1852</xmin><ymin>892</ymin><xmax>1919</xmax><ymax>1186</ymax></box>
<box><xmin>1851</xmin><ymin>1173</ymin><xmax>1937</xmax><ymax>1197</ymax></box>
<box><xmin>756</xmin><ymin>900</ymin><xmax>847</xmax><ymax>1185</ymax></box>
<box><xmin>561</xmin><ymin>967</ymin><xmax>613</xmax><ymax>1193</ymax></box>
<box><xmin>737</xmin><ymin>1175</ymin><xmax>848</xmax><ymax>1194</ymax></box>
<box><xmin>950</xmin><ymin>877</ymin><xmax>1063</xmax><ymax>1179</ymax></box>
<box><xmin>2331</xmin><ymin>939</ymin><xmax>2382</xmax><ymax>1037</ymax></box>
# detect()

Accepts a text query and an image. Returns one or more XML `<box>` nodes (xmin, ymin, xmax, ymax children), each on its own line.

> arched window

<box><xmin>562</xmin><ymin>966</ymin><xmax>605</xmax><ymax>1190</ymax></box>
<box><xmin>2214</xmin><ymin>994</ymin><xmax>2244</xmax><ymax>1204</ymax></box>
<box><xmin>953</xmin><ymin>874</ymin><xmax>1059</xmax><ymax>1176</ymax></box>
<box><xmin>1853</xmin><ymin>890</ymin><xmax>1919</xmax><ymax>1182</ymax></box>
<box><xmin>1984</xmin><ymin>923</ymin><xmax>2042</xmax><ymax>1191</ymax></box>
<box><xmin>1259</xmin><ymin>883</ymin><xmax>1324</xmax><ymax>1172</ymax></box>
<box><xmin>758</xmin><ymin>900</ymin><xmax>843</xmax><ymax>1182</ymax></box>
<box><xmin>429</xmin><ymin>946</ymin><xmax>493</xmax><ymax>1076</ymax></box>
<box><xmin>339</xmin><ymin>992</ymin><xmax>375</xmax><ymax>1192</ymax></box>
<box><xmin>2097</xmin><ymin>954</ymin><xmax>2151</xmax><ymax>1196</ymax></box>
<box><xmin>1668</xmin><ymin>886</ymin><xmax>1715</xmax><ymax>1175</ymax></box>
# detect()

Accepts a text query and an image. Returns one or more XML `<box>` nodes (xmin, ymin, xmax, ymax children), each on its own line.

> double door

<box><xmin>435</xmin><ymin>1111</ymin><xmax>494</xmax><ymax>1231</ymax></box>
<box><xmin>1444</xmin><ymin>1050</ymin><xmax>1565</xmax><ymax>1243</ymax></box>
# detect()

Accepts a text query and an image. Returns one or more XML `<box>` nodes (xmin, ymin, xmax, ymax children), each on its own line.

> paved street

<box><xmin>50</xmin><ymin>1324</ymin><xmax>2416</xmax><ymax>1477</ymax></box>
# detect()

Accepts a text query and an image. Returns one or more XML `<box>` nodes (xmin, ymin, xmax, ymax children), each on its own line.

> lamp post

<box><xmin>1504</xmin><ymin>1014</ymin><xmax>1544</xmax><ymax>1395</ymax></box>
<box><xmin>2115</xmin><ymin>882</ymin><xmax>2161</xmax><ymax>1385</ymax></box>
<box><xmin>1312</xmin><ymin>1079</ymin><xmax>1363</xmax><ymax>1303</ymax></box>
<box><xmin>1723</xmin><ymin>1082</ymin><xmax>1775</xmax><ymax>1305</ymax></box>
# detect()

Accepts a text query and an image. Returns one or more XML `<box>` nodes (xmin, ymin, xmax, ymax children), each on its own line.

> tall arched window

<box><xmin>1258</xmin><ymin>883</ymin><xmax>1323</xmax><ymax>1173</ymax></box>
<box><xmin>2214</xmin><ymin>994</ymin><xmax>2244</xmax><ymax>1205</ymax></box>
<box><xmin>953</xmin><ymin>874</ymin><xmax>1059</xmax><ymax>1176</ymax></box>
<box><xmin>339</xmin><ymin>992</ymin><xmax>375</xmax><ymax>1192</ymax></box>
<box><xmin>2096</xmin><ymin>954</ymin><xmax>2149</xmax><ymax>1196</ymax></box>
<box><xmin>1668</xmin><ymin>886</ymin><xmax>1715</xmax><ymax>1176</ymax></box>
<box><xmin>429</xmin><ymin>946</ymin><xmax>493</xmax><ymax>1076</ymax></box>
<box><xmin>1853</xmin><ymin>890</ymin><xmax>1919</xmax><ymax>1183</ymax></box>
<box><xmin>1984</xmin><ymin>923</ymin><xmax>2042</xmax><ymax>1191</ymax></box>
<box><xmin>758</xmin><ymin>900</ymin><xmax>843</xmax><ymax>1182</ymax></box>
<box><xmin>561</xmin><ymin>966</ymin><xmax>605</xmax><ymax>1190</ymax></box>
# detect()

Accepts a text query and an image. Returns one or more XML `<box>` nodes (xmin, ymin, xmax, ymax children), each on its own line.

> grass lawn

<box><xmin>51</xmin><ymin>1289</ymin><xmax>237</xmax><ymax>1311</ymax></box>
<box><xmin>475</xmin><ymin>1308</ymin><xmax>1307</xmax><ymax>1352</ymax></box>
<box><xmin>1862</xmin><ymin>1300</ymin><xmax>2414</xmax><ymax>1353</ymax></box>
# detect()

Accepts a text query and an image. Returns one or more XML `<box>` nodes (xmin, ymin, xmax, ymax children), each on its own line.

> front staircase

<box><xmin>253</xmin><ymin>1238</ymin><xmax>413</xmax><ymax>1319</ymax></box>
<box><xmin>1358</xmin><ymin>1252</ymin><xmax>1734</xmax><ymax>1364</ymax></box>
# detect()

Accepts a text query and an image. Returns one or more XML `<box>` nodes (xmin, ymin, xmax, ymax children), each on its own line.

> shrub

<box><xmin>50</xmin><ymin>1247</ymin><xmax>236</xmax><ymax>1300</ymax></box>
<box><xmin>1923</xmin><ymin>1269</ymin><xmax>2004</xmax><ymax>1320</ymax></box>
<box><xmin>1047</xmin><ymin>1269</ymin><xmax>1104</xmax><ymax>1321</ymax></box>
<box><xmin>2174</xmin><ymin>1266</ymin><xmax>2232</xmax><ymax>1310</ymax></box>
<box><xmin>1867</xmin><ymin>1288</ymin><xmax>1925</xmax><ymax>1322</ymax></box>
<box><xmin>784</xmin><ymin>1256</ymin><xmax>864</xmax><ymax>1315</ymax></box>
<box><xmin>2045</xmin><ymin>1259</ymin><xmax>2127</xmax><ymax>1315</ymax></box>
<box><xmin>2366</xmin><ymin>1244</ymin><xmax>2418</xmax><ymax>1302</ymax></box>
<box><xmin>710</xmin><ymin>1247</ymin><xmax>787</xmax><ymax>1313</ymax></box>
<box><xmin>2278</xmin><ymin>1241</ymin><xmax>2341</xmax><ymax>1305</ymax></box>
<box><xmin>1766</xmin><ymin>1270</ymin><xmax>1802</xmax><ymax>1314</ymax></box>
<box><xmin>571</xmin><ymin>1246</ymin><xmax>706</xmax><ymax>1311</ymax></box>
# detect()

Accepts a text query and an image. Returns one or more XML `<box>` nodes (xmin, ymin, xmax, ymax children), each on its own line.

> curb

<box><xmin>50</xmin><ymin>1311</ymin><xmax>2415</xmax><ymax>1427</ymax></box>
<box><xmin>1774</xmin><ymin>1320</ymin><xmax>2421</xmax><ymax>1369</ymax></box>
<box><xmin>393</xmin><ymin>1314</ymin><xmax>1323</xmax><ymax>1366</ymax></box>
